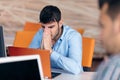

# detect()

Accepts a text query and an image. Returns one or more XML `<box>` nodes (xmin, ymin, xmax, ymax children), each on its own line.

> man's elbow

<box><xmin>70</xmin><ymin>67</ymin><xmax>83</xmax><ymax>75</ymax></box>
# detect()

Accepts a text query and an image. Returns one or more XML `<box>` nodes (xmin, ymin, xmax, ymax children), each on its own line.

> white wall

<box><xmin>0</xmin><ymin>0</ymin><xmax>105</xmax><ymax>55</ymax></box>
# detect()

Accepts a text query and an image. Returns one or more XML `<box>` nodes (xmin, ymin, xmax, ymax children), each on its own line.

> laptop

<box><xmin>0</xmin><ymin>26</ymin><xmax>7</xmax><ymax>57</ymax></box>
<box><xmin>8</xmin><ymin>46</ymin><xmax>61</xmax><ymax>79</ymax></box>
<box><xmin>0</xmin><ymin>55</ymin><xmax>44</xmax><ymax>80</ymax></box>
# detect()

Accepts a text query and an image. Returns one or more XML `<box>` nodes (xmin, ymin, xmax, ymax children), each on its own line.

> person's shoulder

<box><xmin>98</xmin><ymin>55</ymin><xmax>120</xmax><ymax>70</ymax></box>
<box><xmin>63</xmin><ymin>25</ymin><xmax>81</xmax><ymax>37</ymax></box>
<box><xmin>94</xmin><ymin>55</ymin><xmax>120</xmax><ymax>80</ymax></box>
<box><xmin>110</xmin><ymin>54</ymin><xmax>120</xmax><ymax>64</ymax></box>
<box><xmin>36</xmin><ymin>28</ymin><xmax>43</xmax><ymax>35</ymax></box>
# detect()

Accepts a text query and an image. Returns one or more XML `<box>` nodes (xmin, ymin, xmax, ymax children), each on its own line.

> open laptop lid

<box><xmin>0</xmin><ymin>55</ymin><xmax>44</xmax><ymax>80</ymax></box>
<box><xmin>0</xmin><ymin>26</ymin><xmax>7</xmax><ymax>57</ymax></box>
<box><xmin>8</xmin><ymin>46</ymin><xmax>51</xmax><ymax>78</ymax></box>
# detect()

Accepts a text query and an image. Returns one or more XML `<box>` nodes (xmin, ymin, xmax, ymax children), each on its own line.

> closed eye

<box><xmin>42</xmin><ymin>26</ymin><xmax>45</xmax><ymax>29</ymax></box>
<box><xmin>48</xmin><ymin>26</ymin><xmax>54</xmax><ymax>28</ymax></box>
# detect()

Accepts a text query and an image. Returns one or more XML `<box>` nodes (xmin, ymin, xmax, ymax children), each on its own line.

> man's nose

<box><xmin>44</xmin><ymin>27</ymin><xmax>48</xmax><ymax>31</ymax></box>
<box><xmin>44</xmin><ymin>27</ymin><xmax>48</xmax><ymax>29</ymax></box>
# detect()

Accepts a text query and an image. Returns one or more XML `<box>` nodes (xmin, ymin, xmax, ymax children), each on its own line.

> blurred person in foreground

<box><xmin>94</xmin><ymin>0</ymin><xmax>120</xmax><ymax>80</ymax></box>
<box><xmin>29</xmin><ymin>5</ymin><xmax>83</xmax><ymax>74</ymax></box>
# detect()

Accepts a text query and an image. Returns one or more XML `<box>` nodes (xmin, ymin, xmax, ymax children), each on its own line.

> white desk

<box><xmin>52</xmin><ymin>72</ymin><xmax>95</xmax><ymax>80</ymax></box>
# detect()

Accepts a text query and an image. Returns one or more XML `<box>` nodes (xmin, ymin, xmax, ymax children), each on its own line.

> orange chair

<box><xmin>24</xmin><ymin>21</ymin><xmax>41</xmax><ymax>31</ymax></box>
<box><xmin>13</xmin><ymin>31</ymin><xmax>95</xmax><ymax>71</ymax></box>
<box><xmin>82</xmin><ymin>37</ymin><xmax>95</xmax><ymax>71</ymax></box>
<box><xmin>7</xmin><ymin>46</ymin><xmax>51</xmax><ymax>78</ymax></box>
<box><xmin>13</xmin><ymin>31</ymin><xmax>37</xmax><ymax>48</ymax></box>
<box><xmin>74</xmin><ymin>28</ymin><xmax>85</xmax><ymax>35</ymax></box>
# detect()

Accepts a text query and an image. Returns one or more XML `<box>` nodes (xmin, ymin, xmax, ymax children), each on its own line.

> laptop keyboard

<box><xmin>51</xmin><ymin>72</ymin><xmax>61</xmax><ymax>78</ymax></box>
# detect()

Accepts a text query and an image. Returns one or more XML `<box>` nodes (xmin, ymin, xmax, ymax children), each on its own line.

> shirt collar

<box><xmin>59</xmin><ymin>25</ymin><xmax>66</xmax><ymax>41</ymax></box>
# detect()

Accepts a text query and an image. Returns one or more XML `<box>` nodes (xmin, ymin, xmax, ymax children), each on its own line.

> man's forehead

<box><xmin>41</xmin><ymin>21</ymin><xmax>57</xmax><ymax>25</ymax></box>
<box><xmin>41</xmin><ymin>22</ymin><xmax>58</xmax><ymax>28</ymax></box>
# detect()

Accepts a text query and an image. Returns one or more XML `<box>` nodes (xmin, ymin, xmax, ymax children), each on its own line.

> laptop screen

<box><xmin>0</xmin><ymin>55</ymin><xmax>44</xmax><ymax>80</ymax></box>
<box><xmin>0</xmin><ymin>26</ymin><xmax>6</xmax><ymax>57</ymax></box>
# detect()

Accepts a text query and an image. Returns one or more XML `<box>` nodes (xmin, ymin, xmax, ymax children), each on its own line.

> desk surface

<box><xmin>52</xmin><ymin>72</ymin><xmax>95</xmax><ymax>80</ymax></box>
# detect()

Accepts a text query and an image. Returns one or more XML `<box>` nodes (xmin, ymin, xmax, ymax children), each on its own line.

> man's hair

<box><xmin>98</xmin><ymin>0</ymin><xmax>120</xmax><ymax>20</ymax></box>
<box><xmin>40</xmin><ymin>5</ymin><xmax>61</xmax><ymax>23</ymax></box>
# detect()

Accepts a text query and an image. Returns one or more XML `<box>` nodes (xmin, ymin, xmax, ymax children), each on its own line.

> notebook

<box><xmin>0</xmin><ymin>55</ymin><xmax>44</xmax><ymax>80</ymax></box>
<box><xmin>0</xmin><ymin>26</ymin><xmax>6</xmax><ymax>57</ymax></box>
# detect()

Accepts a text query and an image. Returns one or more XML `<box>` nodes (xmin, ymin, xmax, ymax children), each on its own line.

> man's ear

<box><xmin>114</xmin><ymin>14</ymin><xmax>120</xmax><ymax>34</ymax></box>
<box><xmin>59</xmin><ymin>19</ymin><xmax>63</xmax><ymax>28</ymax></box>
<box><xmin>102</xmin><ymin>3</ymin><xmax>108</xmax><ymax>14</ymax></box>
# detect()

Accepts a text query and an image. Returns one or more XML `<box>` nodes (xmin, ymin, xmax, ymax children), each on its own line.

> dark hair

<box><xmin>98</xmin><ymin>0</ymin><xmax>120</xmax><ymax>20</ymax></box>
<box><xmin>39</xmin><ymin>5</ymin><xmax>61</xmax><ymax>23</ymax></box>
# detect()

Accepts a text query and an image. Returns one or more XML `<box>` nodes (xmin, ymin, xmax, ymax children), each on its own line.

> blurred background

<box><xmin>0</xmin><ymin>0</ymin><xmax>105</xmax><ymax>60</ymax></box>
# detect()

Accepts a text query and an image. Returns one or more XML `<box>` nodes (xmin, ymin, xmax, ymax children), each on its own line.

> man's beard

<box><xmin>52</xmin><ymin>28</ymin><xmax>60</xmax><ymax>41</ymax></box>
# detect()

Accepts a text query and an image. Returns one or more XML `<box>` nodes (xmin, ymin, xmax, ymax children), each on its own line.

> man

<box><xmin>29</xmin><ymin>5</ymin><xmax>83</xmax><ymax>74</ymax></box>
<box><xmin>93</xmin><ymin>0</ymin><xmax>120</xmax><ymax>79</ymax></box>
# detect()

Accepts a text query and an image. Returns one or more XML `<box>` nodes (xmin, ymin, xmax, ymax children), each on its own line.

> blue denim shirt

<box><xmin>29</xmin><ymin>25</ymin><xmax>83</xmax><ymax>74</ymax></box>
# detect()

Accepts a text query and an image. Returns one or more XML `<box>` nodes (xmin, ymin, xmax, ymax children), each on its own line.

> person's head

<box><xmin>39</xmin><ymin>5</ymin><xmax>63</xmax><ymax>40</ymax></box>
<box><xmin>98</xmin><ymin>0</ymin><xmax>120</xmax><ymax>54</ymax></box>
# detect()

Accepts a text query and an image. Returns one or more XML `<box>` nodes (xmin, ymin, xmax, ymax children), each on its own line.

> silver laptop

<box><xmin>0</xmin><ymin>26</ymin><xmax>7</xmax><ymax>57</ymax></box>
<box><xmin>0</xmin><ymin>55</ymin><xmax>44</xmax><ymax>80</ymax></box>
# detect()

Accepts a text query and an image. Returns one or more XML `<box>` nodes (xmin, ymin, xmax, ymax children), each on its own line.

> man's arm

<box><xmin>42</xmin><ymin>28</ymin><xmax>53</xmax><ymax>52</ymax></box>
<box><xmin>51</xmin><ymin>32</ymin><xmax>83</xmax><ymax>74</ymax></box>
